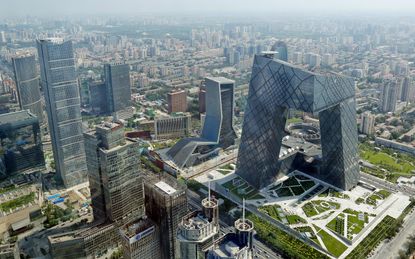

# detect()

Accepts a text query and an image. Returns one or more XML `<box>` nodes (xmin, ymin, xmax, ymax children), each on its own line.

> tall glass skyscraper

<box><xmin>12</xmin><ymin>54</ymin><xmax>44</xmax><ymax>123</ymax></box>
<box><xmin>104</xmin><ymin>63</ymin><xmax>131</xmax><ymax>115</ymax></box>
<box><xmin>37</xmin><ymin>38</ymin><xmax>87</xmax><ymax>187</ymax></box>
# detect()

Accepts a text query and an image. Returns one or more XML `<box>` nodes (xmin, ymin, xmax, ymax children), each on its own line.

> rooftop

<box><xmin>0</xmin><ymin>110</ymin><xmax>37</xmax><ymax>125</ymax></box>
<box><xmin>205</xmin><ymin>76</ymin><xmax>235</xmax><ymax>85</ymax></box>
<box><xmin>155</xmin><ymin>181</ymin><xmax>177</xmax><ymax>195</ymax></box>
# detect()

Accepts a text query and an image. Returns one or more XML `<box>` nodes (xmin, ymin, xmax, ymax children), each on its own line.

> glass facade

<box><xmin>104</xmin><ymin>63</ymin><xmax>132</xmax><ymax>113</ymax></box>
<box><xmin>0</xmin><ymin>111</ymin><xmax>44</xmax><ymax>176</ymax></box>
<box><xmin>12</xmin><ymin>54</ymin><xmax>44</xmax><ymax>124</ymax></box>
<box><xmin>37</xmin><ymin>39</ymin><xmax>87</xmax><ymax>187</ymax></box>
<box><xmin>236</xmin><ymin>54</ymin><xmax>360</xmax><ymax>190</ymax></box>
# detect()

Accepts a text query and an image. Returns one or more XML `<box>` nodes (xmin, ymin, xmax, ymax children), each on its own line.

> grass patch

<box><xmin>303</xmin><ymin>200</ymin><xmax>340</xmax><ymax>218</ymax></box>
<box><xmin>249</xmin><ymin>214</ymin><xmax>329</xmax><ymax>259</ymax></box>
<box><xmin>222</xmin><ymin>177</ymin><xmax>264</xmax><ymax>200</ymax></box>
<box><xmin>0</xmin><ymin>192</ymin><xmax>36</xmax><ymax>212</ymax></box>
<box><xmin>314</xmin><ymin>225</ymin><xmax>348</xmax><ymax>257</ymax></box>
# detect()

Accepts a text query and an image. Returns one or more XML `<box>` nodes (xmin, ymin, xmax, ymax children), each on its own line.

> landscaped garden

<box><xmin>269</xmin><ymin>175</ymin><xmax>316</xmax><ymax>198</ymax></box>
<box><xmin>260</xmin><ymin>204</ymin><xmax>307</xmax><ymax>225</ymax></box>
<box><xmin>302</xmin><ymin>200</ymin><xmax>341</xmax><ymax>217</ymax></box>
<box><xmin>319</xmin><ymin>188</ymin><xmax>350</xmax><ymax>199</ymax></box>
<box><xmin>314</xmin><ymin>225</ymin><xmax>348</xmax><ymax>257</ymax></box>
<box><xmin>222</xmin><ymin>177</ymin><xmax>264</xmax><ymax>200</ymax></box>
<box><xmin>248</xmin><ymin>213</ymin><xmax>329</xmax><ymax>259</ymax></box>
<box><xmin>359</xmin><ymin>143</ymin><xmax>415</xmax><ymax>183</ymax></box>
<box><xmin>355</xmin><ymin>189</ymin><xmax>391</xmax><ymax>206</ymax></box>
<box><xmin>0</xmin><ymin>192</ymin><xmax>36</xmax><ymax>212</ymax></box>
<box><xmin>326</xmin><ymin>209</ymin><xmax>370</xmax><ymax>240</ymax></box>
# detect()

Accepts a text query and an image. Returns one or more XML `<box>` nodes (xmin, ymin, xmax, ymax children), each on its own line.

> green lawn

<box><xmin>0</xmin><ymin>192</ymin><xmax>36</xmax><ymax>212</ymax></box>
<box><xmin>346</xmin><ymin>216</ymin><xmax>397</xmax><ymax>259</ymax></box>
<box><xmin>303</xmin><ymin>200</ymin><xmax>340</xmax><ymax>218</ymax></box>
<box><xmin>326</xmin><ymin>213</ymin><xmax>345</xmax><ymax>237</ymax></box>
<box><xmin>249</xmin><ymin>214</ymin><xmax>329</xmax><ymax>259</ymax></box>
<box><xmin>222</xmin><ymin>177</ymin><xmax>264</xmax><ymax>200</ymax></box>
<box><xmin>360</xmin><ymin>144</ymin><xmax>415</xmax><ymax>181</ymax></box>
<box><xmin>314</xmin><ymin>225</ymin><xmax>348</xmax><ymax>257</ymax></box>
<box><xmin>259</xmin><ymin>205</ymin><xmax>282</xmax><ymax>221</ymax></box>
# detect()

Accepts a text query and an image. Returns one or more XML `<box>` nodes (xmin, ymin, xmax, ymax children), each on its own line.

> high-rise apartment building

<box><xmin>0</xmin><ymin>110</ymin><xmax>44</xmax><ymax>176</ymax></box>
<box><xmin>37</xmin><ymin>38</ymin><xmax>87</xmax><ymax>188</ymax></box>
<box><xmin>104</xmin><ymin>63</ymin><xmax>132</xmax><ymax>118</ymax></box>
<box><xmin>400</xmin><ymin>76</ymin><xmax>413</xmax><ymax>102</ymax></box>
<box><xmin>167</xmin><ymin>90</ymin><xmax>187</xmax><ymax>114</ymax></box>
<box><xmin>381</xmin><ymin>80</ymin><xmax>398</xmax><ymax>113</ymax></box>
<box><xmin>237</xmin><ymin>53</ymin><xmax>360</xmax><ymax>190</ymax></box>
<box><xmin>84</xmin><ymin>122</ymin><xmax>145</xmax><ymax>223</ymax></box>
<box><xmin>360</xmin><ymin>112</ymin><xmax>375</xmax><ymax>136</ymax></box>
<box><xmin>12</xmin><ymin>54</ymin><xmax>43</xmax><ymax>123</ymax></box>
<box><xmin>143</xmin><ymin>171</ymin><xmax>188</xmax><ymax>259</ymax></box>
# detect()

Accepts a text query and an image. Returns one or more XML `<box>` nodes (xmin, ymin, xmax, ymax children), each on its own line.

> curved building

<box><xmin>236</xmin><ymin>53</ymin><xmax>360</xmax><ymax>190</ymax></box>
<box><xmin>167</xmin><ymin>77</ymin><xmax>237</xmax><ymax>168</ymax></box>
<box><xmin>12</xmin><ymin>54</ymin><xmax>43</xmax><ymax>123</ymax></box>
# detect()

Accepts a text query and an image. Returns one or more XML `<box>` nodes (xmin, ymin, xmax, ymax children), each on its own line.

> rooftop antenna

<box><xmin>208</xmin><ymin>180</ymin><xmax>211</xmax><ymax>203</ymax></box>
<box><xmin>242</xmin><ymin>198</ymin><xmax>246</xmax><ymax>224</ymax></box>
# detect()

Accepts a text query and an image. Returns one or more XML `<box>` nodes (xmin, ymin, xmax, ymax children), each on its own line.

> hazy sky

<box><xmin>1</xmin><ymin>0</ymin><xmax>415</xmax><ymax>17</ymax></box>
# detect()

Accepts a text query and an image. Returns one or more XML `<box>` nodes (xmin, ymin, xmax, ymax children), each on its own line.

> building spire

<box><xmin>208</xmin><ymin>180</ymin><xmax>211</xmax><ymax>203</ymax></box>
<box><xmin>242</xmin><ymin>198</ymin><xmax>245</xmax><ymax>224</ymax></box>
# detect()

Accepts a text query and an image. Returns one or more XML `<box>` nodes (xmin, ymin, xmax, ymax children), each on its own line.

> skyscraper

<box><xmin>0</xmin><ymin>110</ymin><xmax>44</xmax><ymax>176</ymax></box>
<box><xmin>360</xmin><ymin>112</ymin><xmax>375</xmax><ymax>136</ymax></box>
<box><xmin>12</xmin><ymin>54</ymin><xmax>43</xmax><ymax>123</ymax></box>
<box><xmin>167</xmin><ymin>90</ymin><xmax>187</xmax><ymax>114</ymax></box>
<box><xmin>84</xmin><ymin>122</ymin><xmax>145</xmax><ymax>223</ymax></box>
<box><xmin>167</xmin><ymin>77</ymin><xmax>237</xmax><ymax>168</ymax></box>
<box><xmin>104</xmin><ymin>63</ymin><xmax>132</xmax><ymax>118</ymax></box>
<box><xmin>143</xmin><ymin>171</ymin><xmax>188</xmax><ymax>259</ymax></box>
<box><xmin>270</xmin><ymin>41</ymin><xmax>288</xmax><ymax>62</ymax></box>
<box><xmin>37</xmin><ymin>38</ymin><xmax>87</xmax><ymax>188</ymax></box>
<box><xmin>237</xmin><ymin>53</ymin><xmax>360</xmax><ymax>190</ymax></box>
<box><xmin>381</xmin><ymin>80</ymin><xmax>398</xmax><ymax>113</ymax></box>
<box><xmin>178</xmin><ymin>189</ymin><xmax>219</xmax><ymax>259</ymax></box>
<box><xmin>400</xmin><ymin>76</ymin><xmax>413</xmax><ymax>102</ymax></box>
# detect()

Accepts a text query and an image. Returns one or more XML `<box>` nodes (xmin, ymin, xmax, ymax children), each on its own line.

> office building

<box><xmin>0</xmin><ymin>31</ymin><xmax>5</xmax><ymax>43</ymax></box>
<box><xmin>167</xmin><ymin>90</ymin><xmax>187</xmax><ymax>114</ymax></box>
<box><xmin>400</xmin><ymin>76</ymin><xmax>413</xmax><ymax>102</ymax></box>
<box><xmin>381</xmin><ymin>80</ymin><xmax>398</xmax><ymax>113</ymax></box>
<box><xmin>143</xmin><ymin>171</ymin><xmax>188</xmax><ymax>259</ymax></box>
<box><xmin>37</xmin><ymin>38</ymin><xmax>87</xmax><ymax>188</ymax></box>
<box><xmin>270</xmin><ymin>41</ymin><xmax>288</xmax><ymax>61</ymax></box>
<box><xmin>48</xmin><ymin>222</ymin><xmax>120</xmax><ymax>259</ymax></box>
<box><xmin>104</xmin><ymin>63</ymin><xmax>132</xmax><ymax>119</ymax></box>
<box><xmin>360</xmin><ymin>112</ymin><xmax>375</xmax><ymax>135</ymax></box>
<box><xmin>119</xmin><ymin>218</ymin><xmax>161</xmax><ymax>259</ymax></box>
<box><xmin>0</xmin><ymin>111</ymin><xmax>44</xmax><ymax>176</ymax></box>
<box><xmin>12</xmin><ymin>54</ymin><xmax>43</xmax><ymax>123</ymax></box>
<box><xmin>154</xmin><ymin>113</ymin><xmax>191</xmax><ymax>140</ymax></box>
<box><xmin>89</xmin><ymin>81</ymin><xmax>107</xmax><ymax>114</ymax></box>
<box><xmin>178</xmin><ymin>190</ymin><xmax>219</xmax><ymax>259</ymax></box>
<box><xmin>167</xmin><ymin>77</ymin><xmax>237</xmax><ymax>168</ymax></box>
<box><xmin>199</xmin><ymin>87</ymin><xmax>206</xmax><ymax>113</ymax></box>
<box><xmin>84</xmin><ymin>122</ymin><xmax>145</xmax><ymax>223</ymax></box>
<box><xmin>237</xmin><ymin>53</ymin><xmax>360</xmax><ymax>190</ymax></box>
